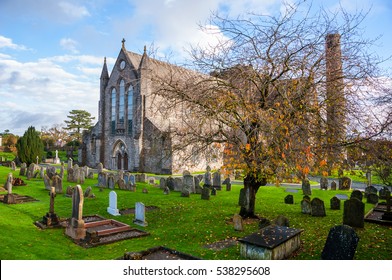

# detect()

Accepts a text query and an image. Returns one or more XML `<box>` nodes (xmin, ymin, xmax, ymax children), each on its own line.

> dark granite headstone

<box><xmin>330</xmin><ymin>196</ymin><xmax>341</xmax><ymax>210</ymax></box>
<box><xmin>310</xmin><ymin>198</ymin><xmax>326</xmax><ymax>217</ymax></box>
<box><xmin>321</xmin><ymin>225</ymin><xmax>359</xmax><ymax>260</ymax></box>
<box><xmin>166</xmin><ymin>177</ymin><xmax>175</xmax><ymax>191</ymax></box>
<box><xmin>343</xmin><ymin>198</ymin><xmax>365</xmax><ymax>228</ymax></box>
<box><xmin>284</xmin><ymin>194</ymin><xmax>294</xmax><ymax>204</ymax></box>
<box><xmin>364</xmin><ymin>186</ymin><xmax>377</xmax><ymax>198</ymax></box>
<box><xmin>350</xmin><ymin>190</ymin><xmax>363</xmax><ymax>201</ymax></box>
<box><xmin>339</xmin><ymin>177</ymin><xmax>352</xmax><ymax>190</ymax></box>
<box><xmin>330</xmin><ymin>181</ymin><xmax>337</xmax><ymax>190</ymax></box>
<box><xmin>379</xmin><ymin>187</ymin><xmax>390</xmax><ymax>200</ymax></box>
<box><xmin>367</xmin><ymin>193</ymin><xmax>379</xmax><ymax>204</ymax></box>
<box><xmin>201</xmin><ymin>187</ymin><xmax>210</xmax><ymax>200</ymax></box>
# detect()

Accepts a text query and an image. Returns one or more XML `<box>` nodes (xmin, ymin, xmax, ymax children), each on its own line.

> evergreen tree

<box><xmin>16</xmin><ymin>126</ymin><xmax>44</xmax><ymax>165</ymax></box>
<box><xmin>64</xmin><ymin>110</ymin><xmax>95</xmax><ymax>142</ymax></box>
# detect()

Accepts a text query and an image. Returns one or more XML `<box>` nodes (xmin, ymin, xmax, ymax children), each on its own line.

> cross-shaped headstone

<box><xmin>49</xmin><ymin>187</ymin><xmax>56</xmax><ymax>214</ymax></box>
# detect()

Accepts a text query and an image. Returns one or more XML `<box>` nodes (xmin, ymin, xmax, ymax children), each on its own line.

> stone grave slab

<box><xmin>122</xmin><ymin>246</ymin><xmax>201</xmax><ymax>260</ymax></box>
<box><xmin>238</xmin><ymin>225</ymin><xmax>303</xmax><ymax>260</ymax></box>
<box><xmin>0</xmin><ymin>193</ymin><xmax>38</xmax><ymax>204</ymax></box>
<box><xmin>364</xmin><ymin>202</ymin><xmax>392</xmax><ymax>226</ymax></box>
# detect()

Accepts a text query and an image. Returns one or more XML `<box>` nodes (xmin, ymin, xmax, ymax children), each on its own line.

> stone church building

<box><xmin>79</xmin><ymin>41</ymin><xmax>223</xmax><ymax>174</ymax></box>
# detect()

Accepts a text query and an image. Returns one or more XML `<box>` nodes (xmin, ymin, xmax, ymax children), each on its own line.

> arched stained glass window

<box><xmin>119</xmin><ymin>80</ymin><xmax>125</xmax><ymax>124</ymax></box>
<box><xmin>127</xmin><ymin>85</ymin><xmax>133</xmax><ymax>135</ymax></box>
<box><xmin>111</xmin><ymin>88</ymin><xmax>116</xmax><ymax>134</ymax></box>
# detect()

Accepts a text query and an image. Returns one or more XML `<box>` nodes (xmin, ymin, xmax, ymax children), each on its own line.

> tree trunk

<box><xmin>239</xmin><ymin>173</ymin><xmax>266</xmax><ymax>218</ymax></box>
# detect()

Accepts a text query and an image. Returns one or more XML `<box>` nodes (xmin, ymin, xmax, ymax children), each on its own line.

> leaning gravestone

<box><xmin>339</xmin><ymin>177</ymin><xmax>352</xmax><ymax>190</ymax></box>
<box><xmin>285</xmin><ymin>195</ymin><xmax>294</xmax><ymax>204</ymax></box>
<box><xmin>311</xmin><ymin>198</ymin><xmax>326</xmax><ymax>217</ymax></box>
<box><xmin>233</xmin><ymin>214</ymin><xmax>243</xmax><ymax>231</ymax></box>
<box><xmin>133</xmin><ymin>202</ymin><xmax>147</xmax><ymax>226</ymax></box>
<box><xmin>350</xmin><ymin>190</ymin><xmax>363</xmax><ymax>201</ymax></box>
<box><xmin>301</xmin><ymin>198</ymin><xmax>311</xmax><ymax>214</ymax></box>
<box><xmin>343</xmin><ymin>198</ymin><xmax>365</xmax><ymax>228</ymax></box>
<box><xmin>320</xmin><ymin>177</ymin><xmax>328</xmax><ymax>190</ymax></box>
<box><xmin>302</xmin><ymin>179</ymin><xmax>312</xmax><ymax>196</ymax></box>
<box><xmin>107</xmin><ymin>191</ymin><xmax>120</xmax><ymax>216</ymax></box>
<box><xmin>65</xmin><ymin>185</ymin><xmax>86</xmax><ymax>240</ymax></box>
<box><xmin>321</xmin><ymin>225</ymin><xmax>359</xmax><ymax>260</ymax></box>
<box><xmin>330</xmin><ymin>196</ymin><xmax>341</xmax><ymax>210</ymax></box>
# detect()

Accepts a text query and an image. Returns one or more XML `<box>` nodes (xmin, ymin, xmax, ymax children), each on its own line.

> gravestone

<box><xmin>173</xmin><ymin>177</ymin><xmax>183</xmax><ymax>192</ymax></box>
<box><xmin>129</xmin><ymin>174</ymin><xmax>136</xmax><ymax>187</ymax></box>
<box><xmin>97</xmin><ymin>162</ymin><xmax>103</xmax><ymax>174</ymax></box>
<box><xmin>211</xmin><ymin>187</ymin><xmax>217</xmax><ymax>196</ymax></box>
<box><xmin>43</xmin><ymin>174</ymin><xmax>51</xmax><ymax>191</ymax></box>
<box><xmin>148</xmin><ymin>177</ymin><xmax>155</xmax><ymax>185</ymax></box>
<box><xmin>343</xmin><ymin>198</ymin><xmax>365</xmax><ymax>228</ymax></box>
<box><xmin>10</xmin><ymin>161</ymin><xmax>16</xmax><ymax>171</ymax></box>
<box><xmin>98</xmin><ymin>172</ymin><xmax>107</xmax><ymax>188</ymax></box>
<box><xmin>201</xmin><ymin>187</ymin><xmax>210</xmax><ymax>200</ymax></box>
<box><xmin>19</xmin><ymin>163</ymin><xmax>27</xmax><ymax>176</ymax></box>
<box><xmin>163</xmin><ymin>186</ymin><xmax>170</xmax><ymax>195</ymax></box>
<box><xmin>107</xmin><ymin>175</ymin><xmax>115</xmax><ymax>189</ymax></box>
<box><xmin>366</xmin><ymin>193</ymin><xmax>379</xmax><ymax>204</ymax></box>
<box><xmin>183</xmin><ymin>174</ymin><xmax>195</xmax><ymax>194</ymax></box>
<box><xmin>140</xmin><ymin>173</ymin><xmax>147</xmax><ymax>183</ymax></box>
<box><xmin>321</xmin><ymin>225</ymin><xmax>359</xmax><ymax>260</ymax></box>
<box><xmin>320</xmin><ymin>177</ymin><xmax>328</xmax><ymax>190</ymax></box>
<box><xmin>3</xmin><ymin>173</ymin><xmax>16</xmax><ymax>204</ymax></box>
<box><xmin>59</xmin><ymin>163</ymin><xmax>65</xmax><ymax>179</ymax></box>
<box><xmin>330</xmin><ymin>181</ymin><xmax>337</xmax><ymax>190</ymax></box>
<box><xmin>52</xmin><ymin>174</ymin><xmax>63</xmax><ymax>194</ymax></box>
<box><xmin>302</xmin><ymin>179</ymin><xmax>312</xmax><ymax>196</ymax></box>
<box><xmin>123</xmin><ymin>173</ymin><xmax>130</xmax><ymax>185</ymax></box>
<box><xmin>40</xmin><ymin>166</ymin><xmax>45</xmax><ymax>179</ymax></box>
<box><xmin>203</xmin><ymin>166</ymin><xmax>212</xmax><ymax>187</ymax></box>
<box><xmin>233</xmin><ymin>214</ymin><xmax>243</xmax><ymax>231</ymax></box>
<box><xmin>107</xmin><ymin>191</ymin><xmax>120</xmax><ymax>216</ymax></box>
<box><xmin>212</xmin><ymin>170</ymin><xmax>222</xmax><ymax>190</ymax></box>
<box><xmin>42</xmin><ymin>187</ymin><xmax>60</xmax><ymax>226</ymax></box>
<box><xmin>339</xmin><ymin>177</ymin><xmax>352</xmax><ymax>190</ymax></box>
<box><xmin>65</xmin><ymin>185</ymin><xmax>86</xmax><ymax>240</ymax></box>
<box><xmin>381</xmin><ymin>191</ymin><xmax>392</xmax><ymax>221</ymax></box>
<box><xmin>301</xmin><ymin>198</ymin><xmax>311</xmax><ymax>214</ymax></box>
<box><xmin>330</xmin><ymin>197</ymin><xmax>341</xmax><ymax>210</ymax></box>
<box><xmin>194</xmin><ymin>176</ymin><xmax>202</xmax><ymax>194</ymax></box>
<box><xmin>350</xmin><ymin>190</ymin><xmax>363</xmax><ymax>201</ymax></box>
<box><xmin>84</xmin><ymin>186</ymin><xmax>94</xmax><ymax>198</ymax></box>
<box><xmin>364</xmin><ymin>186</ymin><xmax>378</xmax><ymax>198</ymax></box>
<box><xmin>285</xmin><ymin>195</ymin><xmax>294</xmax><ymax>204</ymax></box>
<box><xmin>46</xmin><ymin>166</ymin><xmax>57</xmax><ymax>179</ymax></box>
<box><xmin>379</xmin><ymin>187</ymin><xmax>391</xmax><ymax>200</ymax></box>
<box><xmin>67</xmin><ymin>167</ymin><xmax>74</xmax><ymax>182</ymax></box>
<box><xmin>159</xmin><ymin>177</ymin><xmax>166</xmax><ymax>189</ymax></box>
<box><xmin>310</xmin><ymin>198</ymin><xmax>326</xmax><ymax>217</ymax></box>
<box><xmin>166</xmin><ymin>177</ymin><xmax>175</xmax><ymax>191</ymax></box>
<box><xmin>118</xmin><ymin>178</ymin><xmax>126</xmax><ymax>190</ymax></box>
<box><xmin>223</xmin><ymin>177</ymin><xmax>231</xmax><ymax>191</ymax></box>
<box><xmin>65</xmin><ymin>186</ymin><xmax>74</xmax><ymax>197</ymax></box>
<box><xmin>273</xmin><ymin>215</ymin><xmax>290</xmax><ymax>227</ymax></box>
<box><xmin>133</xmin><ymin>202</ymin><xmax>147</xmax><ymax>226</ymax></box>
<box><xmin>67</xmin><ymin>158</ymin><xmax>73</xmax><ymax>171</ymax></box>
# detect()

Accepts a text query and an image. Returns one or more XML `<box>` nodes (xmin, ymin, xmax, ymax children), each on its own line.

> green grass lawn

<box><xmin>0</xmin><ymin>165</ymin><xmax>390</xmax><ymax>260</ymax></box>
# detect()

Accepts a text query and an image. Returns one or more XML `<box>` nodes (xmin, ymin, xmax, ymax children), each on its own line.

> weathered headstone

<box><xmin>343</xmin><ymin>198</ymin><xmax>365</xmax><ymax>228</ymax></box>
<box><xmin>233</xmin><ymin>214</ymin><xmax>243</xmax><ymax>231</ymax></box>
<box><xmin>350</xmin><ymin>190</ymin><xmax>363</xmax><ymax>201</ymax></box>
<box><xmin>19</xmin><ymin>163</ymin><xmax>27</xmax><ymax>176</ymax></box>
<box><xmin>107</xmin><ymin>175</ymin><xmax>115</xmax><ymax>189</ymax></box>
<box><xmin>163</xmin><ymin>186</ymin><xmax>170</xmax><ymax>195</ymax></box>
<box><xmin>129</xmin><ymin>174</ymin><xmax>136</xmax><ymax>186</ymax></box>
<box><xmin>212</xmin><ymin>170</ymin><xmax>221</xmax><ymax>190</ymax></box>
<box><xmin>183</xmin><ymin>174</ymin><xmax>195</xmax><ymax>194</ymax></box>
<box><xmin>173</xmin><ymin>177</ymin><xmax>183</xmax><ymax>192</ymax></box>
<box><xmin>133</xmin><ymin>202</ymin><xmax>147</xmax><ymax>226</ymax></box>
<box><xmin>118</xmin><ymin>178</ymin><xmax>126</xmax><ymax>190</ymax></box>
<box><xmin>223</xmin><ymin>177</ymin><xmax>231</xmax><ymax>191</ymax></box>
<box><xmin>320</xmin><ymin>177</ymin><xmax>328</xmax><ymax>190</ymax></box>
<box><xmin>42</xmin><ymin>187</ymin><xmax>60</xmax><ymax>226</ymax></box>
<box><xmin>301</xmin><ymin>198</ymin><xmax>311</xmax><ymax>214</ymax></box>
<box><xmin>43</xmin><ymin>174</ymin><xmax>51</xmax><ymax>191</ymax></box>
<box><xmin>67</xmin><ymin>167</ymin><xmax>74</xmax><ymax>182</ymax></box>
<box><xmin>97</xmin><ymin>162</ymin><xmax>103</xmax><ymax>174</ymax></box>
<box><xmin>321</xmin><ymin>225</ymin><xmax>359</xmax><ymax>260</ymax></box>
<box><xmin>84</xmin><ymin>186</ymin><xmax>93</xmax><ymax>198</ymax></box>
<box><xmin>159</xmin><ymin>177</ymin><xmax>166</xmax><ymax>189</ymax></box>
<box><xmin>166</xmin><ymin>177</ymin><xmax>174</xmax><ymax>191</ymax></box>
<box><xmin>10</xmin><ymin>161</ymin><xmax>16</xmax><ymax>171</ymax></box>
<box><xmin>65</xmin><ymin>186</ymin><xmax>74</xmax><ymax>197</ymax></box>
<box><xmin>203</xmin><ymin>166</ymin><xmax>212</xmax><ymax>187</ymax></box>
<box><xmin>310</xmin><ymin>198</ymin><xmax>326</xmax><ymax>217</ymax></box>
<box><xmin>139</xmin><ymin>173</ymin><xmax>147</xmax><ymax>183</ymax></box>
<box><xmin>194</xmin><ymin>176</ymin><xmax>202</xmax><ymax>194</ymax></box>
<box><xmin>285</xmin><ymin>194</ymin><xmax>294</xmax><ymax>204</ymax></box>
<box><xmin>330</xmin><ymin>196</ymin><xmax>341</xmax><ymax>210</ymax></box>
<box><xmin>52</xmin><ymin>174</ymin><xmax>63</xmax><ymax>194</ymax></box>
<box><xmin>330</xmin><ymin>181</ymin><xmax>337</xmax><ymax>190</ymax></box>
<box><xmin>379</xmin><ymin>187</ymin><xmax>391</xmax><ymax>200</ymax></box>
<box><xmin>339</xmin><ymin>177</ymin><xmax>352</xmax><ymax>190</ymax></box>
<box><xmin>65</xmin><ymin>185</ymin><xmax>86</xmax><ymax>240</ymax></box>
<box><xmin>148</xmin><ymin>177</ymin><xmax>155</xmax><ymax>185</ymax></box>
<box><xmin>107</xmin><ymin>191</ymin><xmax>120</xmax><ymax>216</ymax></box>
<box><xmin>201</xmin><ymin>187</ymin><xmax>210</xmax><ymax>200</ymax></box>
<box><xmin>364</xmin><ymin>185</ymin><xmax>378</xmax><ymax>198</ymax></box>
<box><xmin>366</xmin><ymin>193</ymin><xmax>379</xmax><ymax>204</ymax></box>
<box><xmin>273</xmin><ymin>215</ymin><xmax>290</xmax><ymax>227</ymax></box>
<box><xmin>302</xmin><ymin>179</ymin><xmax>312</xmax><ymax>196</ymax></box>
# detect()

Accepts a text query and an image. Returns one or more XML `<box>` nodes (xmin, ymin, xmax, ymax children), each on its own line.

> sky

<box><xmin>1</xmin><ymin>0</ymin><xmax>392</xmax><ymax>136</ymax></box>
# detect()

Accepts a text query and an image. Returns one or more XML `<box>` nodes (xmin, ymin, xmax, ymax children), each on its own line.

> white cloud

<box><xmin>58</xmin><ymin>1</ymin><xmax>91</xmax><ymax>19</ymax></box>
<box><xmin>60</xmin><ymin>38</ymin><xmax>79</xmax><ymax>54</ymax></box>
<box><xmin>0</xmin><ymin>35</ymin><xmax>28</xmax><ymax>50</ymax></box>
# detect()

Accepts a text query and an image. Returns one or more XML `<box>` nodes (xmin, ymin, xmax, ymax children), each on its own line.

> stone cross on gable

<box><xmin>122</xmin><ymin>38</ymin><xmax>126</xmax><ymax>48</ymax></box>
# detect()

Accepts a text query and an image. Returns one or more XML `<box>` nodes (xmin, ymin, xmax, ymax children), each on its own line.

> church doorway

<box><xmin>112</xmin><ymin>140</ymin><xmax>129</xmax><ymax>171</ymax></box>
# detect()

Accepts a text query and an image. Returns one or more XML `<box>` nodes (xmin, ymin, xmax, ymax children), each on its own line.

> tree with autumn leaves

<box><xmin>153</xmin><ymin>1</ymin><xmax>391</xmax><ymax>218</ymax></box>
